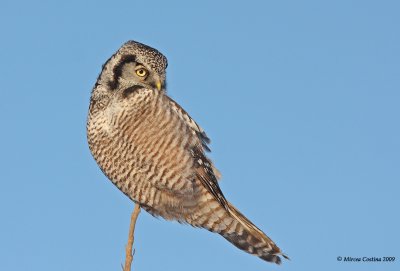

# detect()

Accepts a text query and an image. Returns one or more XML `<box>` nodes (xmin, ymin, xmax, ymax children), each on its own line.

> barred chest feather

<box><xmin>87</xmin><ymin>88</ymin><xmax>202</xmax><ymax>219</ymax></box>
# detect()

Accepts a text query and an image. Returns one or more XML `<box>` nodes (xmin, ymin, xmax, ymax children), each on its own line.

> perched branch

<box><xmin>123</xmin><ymin>203</ymin><xmax>141</xmax><ymax>271</ymax></box>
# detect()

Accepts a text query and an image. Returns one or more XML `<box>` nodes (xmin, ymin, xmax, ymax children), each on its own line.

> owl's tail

<box><xmin>224</xmin><ymin>203</ymin><xmax>288</xmax><ymax>264</ymax></box>
<box><xmin>190</xmin><ymin>201</ymin><xmax>288</xmax><ymax>264</ymax></box>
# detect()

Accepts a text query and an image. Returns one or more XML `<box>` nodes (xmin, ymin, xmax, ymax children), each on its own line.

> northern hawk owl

<box><xmin>87</xmin><ymin>40</ymin><xmax>287</xmax><ymax>264</ymax></box>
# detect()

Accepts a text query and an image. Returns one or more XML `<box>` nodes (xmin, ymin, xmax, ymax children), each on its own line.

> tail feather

<box><xmin>190</xmin><ymin>200</ymin><xmax>288</xmax><ymax>264</ymax></box>
<box><xmin>224</xmin><ymin>203</ymin><xmax>288</xmax><ymax>264</ymax></box>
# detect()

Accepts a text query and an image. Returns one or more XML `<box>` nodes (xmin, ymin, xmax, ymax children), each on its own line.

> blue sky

<box><xmin>1</xmin><ymin>0</ymin><xmax>399</xmax><ymax>270</ymax></box>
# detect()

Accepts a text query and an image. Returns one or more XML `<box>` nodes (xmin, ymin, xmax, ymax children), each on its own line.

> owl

<box><xmin>87</xmin><ymin>40</ymin><xmax>287</xmax><ymax>264</ymax></box>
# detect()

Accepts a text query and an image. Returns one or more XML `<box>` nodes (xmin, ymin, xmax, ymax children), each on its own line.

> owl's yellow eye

<box><xmin>135</xmin><ymin>68</ymin><xmax>148</xmax><ymax>77</ymax></box>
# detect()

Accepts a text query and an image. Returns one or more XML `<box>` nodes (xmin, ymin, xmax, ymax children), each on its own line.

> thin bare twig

<box><xmin>123</xmin><ymin>203</ymin><xmax>141</xmax><ymax>271</ymax></box>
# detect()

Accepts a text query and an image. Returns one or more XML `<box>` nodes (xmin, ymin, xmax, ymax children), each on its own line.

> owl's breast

<box><xmin>87</xmin><ymin>89</ymin><xmax>201</xmax><ymax>212</ymax></box>
<box><xmin>87</xmin><ymin>89</ymin><xmax>155</xmax><ymax>180</ymax></box>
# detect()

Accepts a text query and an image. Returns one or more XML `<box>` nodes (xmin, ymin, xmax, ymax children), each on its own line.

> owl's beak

<box><xmin>156</xmin><ymin>80</ymin><xmax>162</xmax><ymax>91</ymax></box>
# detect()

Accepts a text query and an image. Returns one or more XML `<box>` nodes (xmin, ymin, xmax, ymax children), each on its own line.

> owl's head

<box><xmin>91</xmin><ymin>40</ymin><xmax>168</xmax><ymax>103</ymax></box>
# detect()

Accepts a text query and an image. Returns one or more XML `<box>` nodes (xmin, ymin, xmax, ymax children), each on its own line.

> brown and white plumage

<box><xmin>87</xmin><ymin>40</ymin><xmax>288</xmax><ymax>264</ymax></box>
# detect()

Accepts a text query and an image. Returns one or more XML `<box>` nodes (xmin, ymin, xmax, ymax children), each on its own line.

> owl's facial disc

<box><xmin>118</xmin><ymin>61</ymin><xmax>164</xmax><ymax>91</ymax></box>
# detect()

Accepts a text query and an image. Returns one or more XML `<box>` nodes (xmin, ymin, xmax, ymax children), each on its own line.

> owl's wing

<box><xmin>166</xmin><ymin>96</ymin><xmax>211</xmax><ymax>152</ymax></box>
<box><xmin>166</xmin><ymin>96</ymin><xmax>227</xmax><ymax>209</ymax></box>
<box><xmin>167</xmin><ymin>96</ymin><xmax>221</xmax><ymax>180</ymax></box>
<box><xmin>191</xmin><ymin>146</ymin><xmax>229</xmax><ymax>210</ymax></box>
